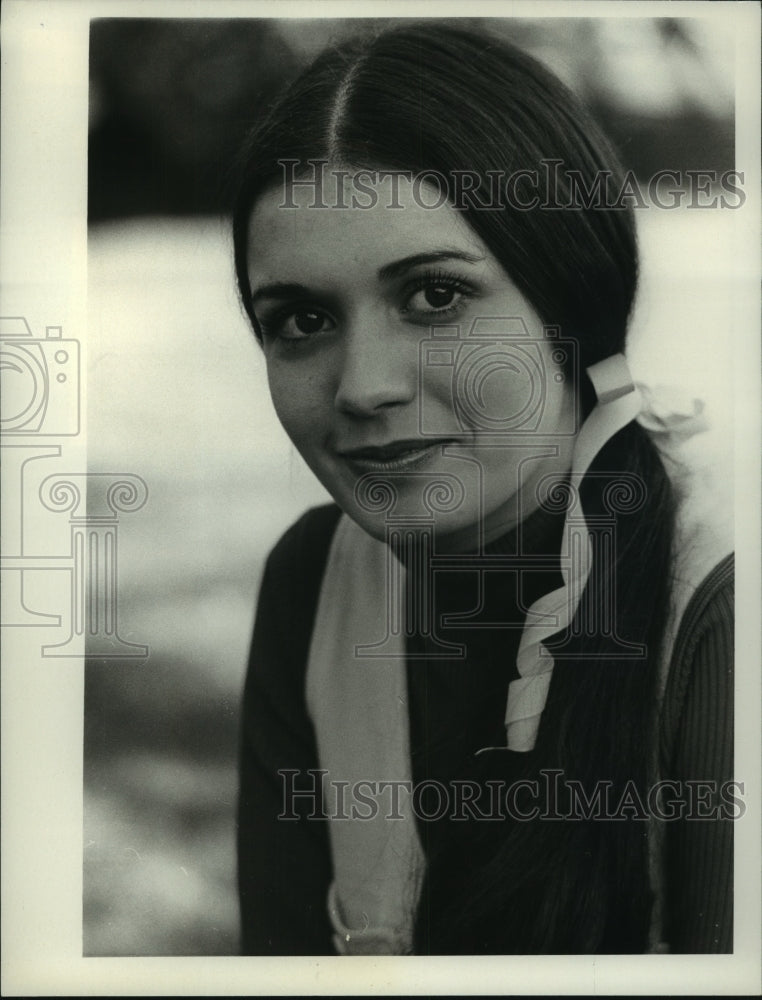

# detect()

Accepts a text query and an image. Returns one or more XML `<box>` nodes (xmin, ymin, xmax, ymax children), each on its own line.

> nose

<box><xmin>333</xmin><ymin>313</ymin><xmax>416</xmax><ymax>417</ymax></box>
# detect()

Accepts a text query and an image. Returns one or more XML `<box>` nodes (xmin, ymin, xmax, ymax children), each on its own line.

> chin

<box><xmin>340</xmin><ymin>500</ymin><xmax>483</xmax><ymax>556</ymax></box>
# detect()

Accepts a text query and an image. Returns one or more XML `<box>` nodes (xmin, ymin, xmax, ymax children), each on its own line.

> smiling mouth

<box><xmin>339</xmin><ymin>439</ymin><xmax>456</xmax><ymax>471</ymax></box>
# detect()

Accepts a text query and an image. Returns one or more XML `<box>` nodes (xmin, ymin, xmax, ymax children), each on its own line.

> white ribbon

<box><xmin>503</xmin><ymin>353</ymin><xmax>644</xmax><ymax>751</ymax></box>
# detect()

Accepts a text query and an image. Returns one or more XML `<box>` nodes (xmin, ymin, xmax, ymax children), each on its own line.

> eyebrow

<box><xmin>377</xmin><ymin>250</ymin><xmax>485</xmax><ymax>282</ymax></box>
<box><xmin>249</xmin><ymin>249</ymin><xmax>486</xmax><ymax>306</ymax></box>
<box><xmin>250</xmin><ymin>282</ymin><xmax>313</xmax><ymax>307</ymax></box>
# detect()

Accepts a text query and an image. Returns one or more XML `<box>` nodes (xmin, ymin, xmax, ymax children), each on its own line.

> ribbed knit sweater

<box><xmin>237</xmin><ymin>502</ymin><xmax>734</xmax><ymax>954</ymax></box>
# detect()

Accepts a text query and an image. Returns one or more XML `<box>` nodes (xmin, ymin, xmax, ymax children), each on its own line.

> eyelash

<box><xmin>401</xmin><ymin>268</ymin><xmax>474</xmax><ymax>319</ymax></box>
<box><xmin>257</xmin><ymin>267</ymin><xmax>475</xmax><ymax>344</ymax></box>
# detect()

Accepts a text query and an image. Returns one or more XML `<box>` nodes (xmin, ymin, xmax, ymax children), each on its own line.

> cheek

<box><xmin>545</xmin><ymin>366</ymin><xmax>576</xmax><ymax>429</ymax></box>
<box><xmin>451</xmin><ymin>345</ymin><xmax>569</xmax><ymax>433</ymax></box>
<box><xmin>478</xmin><ymin>360</ymin><xmax>539</xmax><ymax>427</ymax></box>
<box><xmin>266</xmin><ymin>362</ymin><xmax>327</xmax><ymax>446</ymax></box>
<box><xmin>531</xmin><ymin>339</ymin><xmax>577</xmax><ymax>432</ymax></box>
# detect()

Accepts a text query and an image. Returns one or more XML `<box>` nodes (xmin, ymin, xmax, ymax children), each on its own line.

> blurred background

<box><xmin>85</xmin><ymin>15</ymin><xmax>737</xmax><ymax>955</ymax></box>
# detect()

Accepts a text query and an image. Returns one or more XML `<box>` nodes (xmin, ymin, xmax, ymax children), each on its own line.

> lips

<box><xmin>338</xmin><ymin>438</ymin><xmax>457</xmax><ymax>472</ymax></box>
<box><xmin>339</xmin><ymin>438</ymin><xmax>447</xmax><ymax>460</ymax></box>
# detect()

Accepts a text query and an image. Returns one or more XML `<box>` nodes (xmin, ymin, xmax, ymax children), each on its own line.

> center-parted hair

<box><xmin>233</xmin><ymin>23</ymin><xmax>637</xmax><ymax>373</ymax></box>
<box><xmin>233</xmin><ymin>23</ymin><xmax>676</xmax><ymax>954</ymax></box>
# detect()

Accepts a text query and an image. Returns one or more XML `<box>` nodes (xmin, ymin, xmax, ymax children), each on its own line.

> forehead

<box><xmin>246</xmin><ymin>172</ymin><xmax>488</xmax><ymax>282</ymax></box>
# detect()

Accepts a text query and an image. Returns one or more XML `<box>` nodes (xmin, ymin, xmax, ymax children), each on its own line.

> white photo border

<box><xmin>1</xmin><ymin>0</ymin><xmax>760</xmax><ymax>995</ymax></box>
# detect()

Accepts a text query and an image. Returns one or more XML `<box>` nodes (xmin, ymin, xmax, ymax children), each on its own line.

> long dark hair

<box><xmin>232</xmin><ymin>22</ymin><xmax>675</xmax><ymax>953</ymax></box>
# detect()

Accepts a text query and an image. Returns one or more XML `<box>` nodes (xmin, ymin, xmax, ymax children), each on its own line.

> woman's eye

<box><xmin>261</xmin><ymin>308</ymin><xmax>334</xmax><ymax>341</ymax></box>
<box><xmin>403</xmin><ymin>275</ymin><xmax>472</xmax><ymax>317</ymax></box>
<box><xmin>422</xmin><ymin>285</ymin><xmax>457</xmax><ymax>309</ymax></box>
<box><xmin>291</xmin><ymin>310</ymin><xmax>327</xmax><ymax>335</ymax></box>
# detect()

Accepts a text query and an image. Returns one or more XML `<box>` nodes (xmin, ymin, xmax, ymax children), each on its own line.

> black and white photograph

<box><xmin>2</xmin><ymin>1</ymin><xmax>760</xmax><ymax>995</ymax></box>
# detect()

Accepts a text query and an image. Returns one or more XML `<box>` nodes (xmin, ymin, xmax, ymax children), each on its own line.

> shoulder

<box><xmin>660</xmin><ymin>553</ymin><xmax>734</xmax><ymax>778</ymax></box>
<box><xmin>670</xmin><ymin>553</ymin><xmax>734</xmax><ymax>689</ymax></box>
<box><xmin>267</xmin><ymin>501</ymin><xmax>344</xmax><ymax>564</ymax></box>
<box><xmin>253</xmin><ymin>501</ymin><xmax>344</xmax><ymax>656</ymax></box>
<box><xmin>253</xmin><ymin>500</ymin><xmax>344</xmax><ymax>644</ymax></box>
<box><xmin>244</xmin><ymin>503</ymin><xmax>344</xmax><ymax>724</ymax></box>
<box><xmin>657</xmin><ymin>556</ymin><xmax>734</xmax><ymax>952</ymax></box>
<box><xmin>684</xmin><ymin>554</ymin><xmax>734</xmax><ymax>631</ymax></box>
<box><xmin>264</xmin><ymin>502</ymin><xmax>344</xmax><ymax>584</ymax></box>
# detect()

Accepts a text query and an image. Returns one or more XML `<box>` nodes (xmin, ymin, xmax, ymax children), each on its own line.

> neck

<box><xmin>389</xmin><ymin>468</ymin><xmax>572</xmax><ymax>562</ymax></box>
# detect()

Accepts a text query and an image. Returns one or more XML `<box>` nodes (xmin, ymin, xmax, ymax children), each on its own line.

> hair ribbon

<box><xmin>500</xmin><ymin>353</ymin><xmax>643</xmax><ymax>752</ymax></box>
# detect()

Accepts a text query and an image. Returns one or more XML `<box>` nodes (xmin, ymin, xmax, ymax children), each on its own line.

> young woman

<box><xmin>233</xmin><ymin>23</ymin><xmax>734</xmax><ymax>955</ymax></box>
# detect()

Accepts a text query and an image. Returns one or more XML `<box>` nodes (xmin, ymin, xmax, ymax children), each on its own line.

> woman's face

<box><xmin>247</xmin><ymin>172</ymin><xmax>578</xmax><ymax>551</ymax></box>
